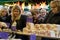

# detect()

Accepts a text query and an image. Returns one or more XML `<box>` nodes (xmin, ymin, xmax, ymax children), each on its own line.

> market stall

<box><xmin>0</xmin><ymin>22</ymin><xmax>60</xmax><ymax>40</ymax></box>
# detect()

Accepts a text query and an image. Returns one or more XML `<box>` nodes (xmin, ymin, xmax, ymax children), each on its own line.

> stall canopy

<box><xmin>0</xmin><ymin>0</ymin><xmax>24</xmax><ymax>2</ymax></box>
<box><xmin>0</xmin><ymin>0</ymin><xmax>52</xmax><ymax>5</ymax></box>
<box><xmin>0</xmin><ymin>0</ymin><xmax>24</xmax><ymax>5</ymax></box>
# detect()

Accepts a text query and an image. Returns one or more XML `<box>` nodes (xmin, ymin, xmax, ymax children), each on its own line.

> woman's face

<box><xmin>1</xmin><ymin>10</ymin><xmax>7</xmax><ymax>16</ymax></box>
<box><xmin>50</xmin><ymin>3</ymin><xmax>58</xmax><ymax>14</ymax></box>
<box><xmin>13</xmin><ymin>9</ymin><xmax>20</xmax><ymax>17</ymax></box>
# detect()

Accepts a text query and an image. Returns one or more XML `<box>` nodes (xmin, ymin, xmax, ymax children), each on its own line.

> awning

<box><xmin>0</xmin><ymin>0</ymin><xmax>24</xmax><ymax>2</ymax></box>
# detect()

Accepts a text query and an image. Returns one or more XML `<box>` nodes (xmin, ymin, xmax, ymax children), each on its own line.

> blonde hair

<box><xmin>50</xmin><ymin>1</ymin><xmax>60</xmax><ymax>12</ymax></box>
<box><xmin>0</xmin><ymin>8</ymin><xmax>7</xmax><ymax>17</ymax></box>
<box><xmin>11</xmin><ymin>5</ymin><xmax>21</xmax><ymax>21</ymax></box>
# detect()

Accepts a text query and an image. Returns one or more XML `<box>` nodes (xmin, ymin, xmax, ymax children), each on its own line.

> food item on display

<box><xmin>23</xmin><ymin>27</ymin><xmax>34</xmax><ymax>34</ymax></box>
<box><xmin>24</xmin><ymin>23</ymin><xmax>31</xmax><ymax>34</ymax></box>
<box><xmin>3</xmin><ymin>29</ymin><xmax>8</xmax><ymax>32</ymax></box>
<box><xmin>24</xmin><ymin>23</ymin><xmax>57</xmax><ymax>37</ymax></box>
<box><xmin>46</xmin><ymin>24</ymin><xmax>56</xmax><ymax>30</ymax></box>
<box><xmin>26</xmin><ymin>22</ymin><xmax>34</xmax><ymax>30</ymax></box>
<box><xmin>0</xmin><ymin>22</ymin><xmax>9</xmax><ymax>32</ymax></box>
<box><xmin>40</xmin><ymin>30</ymin><xmax>46</xmax><ymax>36</ymax></box>
<box><xmin>51</xmin><ymin>24</ymin><xmax>57</xmax><ymax>31</ymax></box>
<box><xmin>46</xmin><ymin>24</ymin><xmax>52</xmax><ymax>30</ymax></box>
<box><xmin>26</xmin><ymin>23</ymin><xmax>31</xmax><ymax>29</ymax></box>
<box><xmin>26</xmin><ymin>24</ymin><xmax>31</xmax><ymax>29</ymax></box>
<box><xmin>34</xmin><ymin>24</ymin><xmax>40</xmax><ymax>30</ymax></box>
<box><xmin>24</xmin><ymin>23</ymin><xmax>35</xmax><ymax>34</ymax></box>
<box><xmin>1</xmin><ymin>22</ymin><xmax>8</xmax><ymax>27</ymax></box>
<box><xmin>45</xmin><ymin>30</ymin><xmax>51</xmax><ymax>36</ymax></box>
<box><xmin>2</xmin><ymin>29</ymin><xmax>12</xmax><ymax>32</ymax></box>
<box><xmin>34</xmin><ymin>30</ymin><xmax>39</xmax><ymax>35</ymax></box>
<box><xmin>8</xmin><ymin>29</ymin><xmax>12</xmax><ymax>33</ymax></box>
<box><xmin>23</xmin><ymin>28</ymin><xmax>29</xmax><ymax>34</ymax></box>
<box><xmin>40</xmin><ymin>24</ymin><xmax>46</xmax><ymax>30</ymax></box>
<box><xmin>15</xmin><ymin>30</ymin><xmax>22</xmax><ymax>34</ymax></box>
<box><xmin>0</xmin><ymin>28</ymin><xmax>2</xmax><ymax>32</ymax></box>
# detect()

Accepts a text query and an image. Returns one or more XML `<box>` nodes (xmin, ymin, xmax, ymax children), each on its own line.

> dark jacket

<box><xmin>16</xmin><ymin>15</ymin><xmax>27</xmax><ymax>31</ymax></box>
<box><xmin>7</xmin><ymin>15</ymin><xmax>27</xmax><ymax>31</ymax></box>
<box><xmin>0</xmin><ymin>15</ymin><xmax>11</xmax><ymax>23</ymax></box>
<box><xmin>14</xmin><ymin>15</ymin><xmax>28</xmax><ymax>39</ymax></box>
<box><xmin>44</xmin><ymin>11</ymin><xmax>60</xmax><ymax>24</ymax></box>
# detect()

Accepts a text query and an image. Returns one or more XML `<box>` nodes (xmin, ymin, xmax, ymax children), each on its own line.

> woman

<box><xmin>30</xmin><ymin>9</ymin><xmax>41</xmax><ymax>24</ymax></box>
<box><xmin>0</xmin><ymin>8</ymin><xmax>10</xmax><ymax>23</ymax></box>
<box><xmin>11</xmin><ymin>5</ymin><xmax>27</xmax><ymax>31</ymax></box>
<box><xmin>44</xmin><ymin>1</ymin><xmax>60</xmax><ymax>24</ymax></box>
<box><xmin>11</xmin><ymin>5</ymin><xmax>28</xmax><ymax>40</ymax></box>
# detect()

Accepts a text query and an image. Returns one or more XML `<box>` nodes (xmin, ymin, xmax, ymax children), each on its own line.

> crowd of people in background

<box><xmin>0</xmin><ymin>0</ymin><xmax>60</xmax><ymax>40</ymax></box>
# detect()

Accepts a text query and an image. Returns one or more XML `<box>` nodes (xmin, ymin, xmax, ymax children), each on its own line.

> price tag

<box><xmin>56</xmin><ymin>25</ymin><xmax>60</xmax><ymax>31</ymax></box>
<box><xmin>50</xmin><ymin>31</ymin><xmax>55</xmax><ymax>37</ymax></box>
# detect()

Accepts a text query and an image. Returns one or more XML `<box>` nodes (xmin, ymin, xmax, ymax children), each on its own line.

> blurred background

<box><xmin>0</xmin><ymin>0</ymin><xmax>52</xmax><ymax>12</ymax></box>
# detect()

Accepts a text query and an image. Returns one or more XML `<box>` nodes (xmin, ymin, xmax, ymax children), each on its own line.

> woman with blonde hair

<box><xmin>10</xmin><ymin>5</ymin><xmax>28</xmax><ymax>39</ymax></box>
<box><xmin>0</xmin><ymin>7</ymin><xmax>10</xmax><ymax>23</ymax></box>
<box><xmin>11</xmin><ymin>5</ymin><xmax>21</xmax><ymax>22</ymax></box>
<box><xmin>11</xmin><ymin>5</ymin><xmax>27</xmax><ymax>31</ymax></box>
